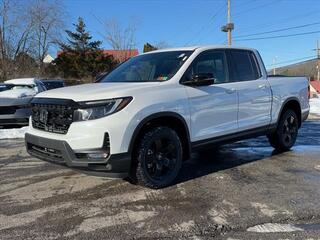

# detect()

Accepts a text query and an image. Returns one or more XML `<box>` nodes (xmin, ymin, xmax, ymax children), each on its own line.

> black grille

<box><xmin>27</xmin><ymin>143</ymin><xmax>64</xmax><ymax>163</ymax></box>
<box><xmin>0</xmin><ymin>106</ymin><xmax>16</xmax><ymax>115</ymax></box>
<box><xmin>32</xmin><ymin>100</ymin><xmax>77</xmax><ymax>134</ymax></box>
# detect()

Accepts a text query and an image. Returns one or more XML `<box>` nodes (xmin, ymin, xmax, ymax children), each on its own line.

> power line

<box><xmin>236</xmin><ymin>30</ymin><xmax>320</xmax><ymax>41</ymax></box>
<box><xmin>234</xmin><ymin>21</ymin><xmax>320</xmax><ymax>38</ymax></box>
<box><xmin>232</xmin><ymin>0</ymin><xmax>259</xmax><ymax>8</ymax></box>
<box><xmin>236</xmin><ymin>9</ymin><xmax>319</xmax><ymax>33</ymax></box>
<box><xmin>185</xmin><ymin>2</ymin><xmax>225</xmax><ymax>45</ymax></box>
<box><xmin>233</xmin><ymin>0</ymin><xmax>280</xmax><ymax>17</ymax></box>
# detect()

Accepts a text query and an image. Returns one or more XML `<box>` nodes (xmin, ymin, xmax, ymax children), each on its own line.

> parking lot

<box><xmin>0</xmin><ymin>121</ymin><xmax>320</xmax><ymax>239</ymax></box>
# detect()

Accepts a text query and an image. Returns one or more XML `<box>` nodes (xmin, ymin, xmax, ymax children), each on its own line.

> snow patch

<box><xmin>309</xmin><ymin>95</ymin><xmax>320</xmax><ymax>115</ymax></box>
<box><xmin>0</xmin><ymin>126</ymin><xmax>28</xmax><ymax>139</ymax></box>
<box><xmin>247</xmin><ymin>223</ymin><xmax>304</xmax><ymax>233</ymax></box>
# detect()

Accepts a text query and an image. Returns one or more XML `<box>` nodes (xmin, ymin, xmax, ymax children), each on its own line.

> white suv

<box><xmin>25</xmin><ymin>46</ymin><xmax>309</xmax><ymax>188</ymax></box>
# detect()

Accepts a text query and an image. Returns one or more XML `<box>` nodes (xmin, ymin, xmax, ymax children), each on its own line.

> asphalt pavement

<box><xmin>1</xmin><ymin>120</ymin><xmax>320</xmax><ymax>239</ymax></box>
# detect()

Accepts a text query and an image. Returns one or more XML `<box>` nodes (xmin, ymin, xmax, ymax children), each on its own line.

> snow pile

<box><xmin>0</xmin><ymin>126</ymin><xmax>28</xmax><ymax>139</ymax></box>
<box><xmin>309</xmin><ymin>95</ymin><xmax>320</xmax><ymax>116</ymax></box>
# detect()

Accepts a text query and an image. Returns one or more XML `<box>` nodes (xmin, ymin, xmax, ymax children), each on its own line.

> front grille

<box><xmin>32</xmin><ymin>101</ymin><xmax>76</xmax><ymax>134</ymax></box>
<box><xmin>103</xmin><ymin>133</ymin><xmax>110</xmax><ymax>149</ymax></box>
<box><xmin>0</xmin><ymin>106</ymin><xmax>16</xmax><ymax>115</ymax></box>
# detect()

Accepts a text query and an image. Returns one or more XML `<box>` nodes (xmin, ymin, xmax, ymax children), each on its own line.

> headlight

<box><xmin>74</xmin><ymin>97</ymin><xmax>132</xmax><ymax>121</ymax></box>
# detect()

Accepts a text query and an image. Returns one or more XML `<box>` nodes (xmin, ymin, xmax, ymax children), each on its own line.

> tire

<box><xmin>267</xmin><ymin>109</ymin><xmax>299</xmax><ymax>152</ymax></box>
<box><xmin>131</xmin><ymin>126</ymin><xmax>183</xmax><ymax>189</ymax></box>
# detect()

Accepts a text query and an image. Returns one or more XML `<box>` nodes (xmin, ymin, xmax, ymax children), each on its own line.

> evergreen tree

<box><xmin>62</xmin><ymin>17</ymin><xmax>101</xmax><ymax>53</ymax></box>
<box><xmin>54</xmin><ymin>17</ymin><xmax>118</xmax><ymax>80</ymax></box>
<box><xmin>143</xmin><ymin>43</ymin><xmax>158</xmax><ymax>53</ymax></box>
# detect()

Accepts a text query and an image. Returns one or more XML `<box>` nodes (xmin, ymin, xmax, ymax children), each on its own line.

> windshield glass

<box><xmin>0</xmin><ymin>84</ymin><xmax>34</xmax><ymax>92</ymax></box>
<box><xmin>101</xmin><ymin>50</ymin><xmax>193</xmax><ymax>82</ymax></box>
<box><xmin>0</xmin><ymin>84</ymin><xmax>11</xmax><ymax>92</ymax></box>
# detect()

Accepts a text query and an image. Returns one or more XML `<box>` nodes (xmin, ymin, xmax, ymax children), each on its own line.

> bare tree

<box><xmin>28</xmin><ymin>0</ymin><xmax>66</xmax><ymax>75</ymax></box>
<box><xmin>0</xmin><ymin>0</ymin><xmax>33</xmax><ymax>80</ymax></box>
<box><xmin>0</xmin><ymin>0</ymin><xmax>66</xmax><ymax>80</ymax></box>
<box><xmin>104</xmin><ymin>19</ymin><xmax>137</xmax><ymax>62</ymax></box>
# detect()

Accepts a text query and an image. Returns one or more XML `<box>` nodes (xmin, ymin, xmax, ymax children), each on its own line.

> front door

<box><xmin>182</xmin><ymin>50</ymin><xmax>238</xmax><ymax>142</ymax></box>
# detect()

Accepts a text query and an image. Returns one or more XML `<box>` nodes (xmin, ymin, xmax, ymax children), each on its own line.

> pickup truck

<box><xmin>25</xmin><ymin>46</ymin><xmax>310</xmax><ymax>188</ymax></box>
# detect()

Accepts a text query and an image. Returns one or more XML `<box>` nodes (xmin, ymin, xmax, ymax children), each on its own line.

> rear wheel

<box><xmin>131</xmin><ymin>126</ymin><xmax>183</xmax><ymax>189</ymax></box>
<box><xmin>268</xmin><ymin>109</ymin><xmax>299</xmax><ymax>151</ymax></box>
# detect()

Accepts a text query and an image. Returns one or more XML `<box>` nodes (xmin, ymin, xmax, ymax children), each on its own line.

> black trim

<box><xmin>276</xmin><ymin>97</ymin><xmax>302</xmax><ymax>127</ymax></box>
<box><xmin>31</xmin><ymin>97</ymin><xmax>79</xmax><ymax>107</ymax></box>
<box><xmin>25</xmin><ymin>133</ymin><xmax>130</xmax><ymax>178</ymax></box>
<box><xmin>256</xmin><ymin>50</ymin><xmax>268</xmax><ymax>76</ymax></box>
<box><xmin>128</xmin><ymin>112</ymin><xmax>191</xmax><ymax>155</ymax></box>
<box><xmin>191</xmin><ymin>125</ymin><xmax>274</xmax><ymax>150</ymax></box>
<box><xmin>302</xmin><ymin>110</ymin><xmax>309</xmax><ymax>121</ymax></box>
<box><xmin>179</xmin><ymin>48</ymin><xmax>266</xmax><ymax>85</ymax></box>
<box><xmin>0</xmin><ymin>118</ymin><xmax>29</xmax><ymax>126</ymax></box>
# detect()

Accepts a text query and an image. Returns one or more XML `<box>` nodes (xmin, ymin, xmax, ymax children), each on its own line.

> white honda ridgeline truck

<box><xmin>25</xmin><ymin>46</ymin><xmax>309</xmax><ymax>188</ymax></box>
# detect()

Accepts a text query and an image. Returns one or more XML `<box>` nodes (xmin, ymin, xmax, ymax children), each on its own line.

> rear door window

<box><xmin>230</xmin><ymin>50</ymin><xmax>260</xmax><ymax>81</ymax></box>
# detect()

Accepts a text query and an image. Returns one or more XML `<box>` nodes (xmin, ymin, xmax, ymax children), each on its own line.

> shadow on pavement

<box><xmin>173</xmin><ymin>120</ymin><xmax>320</xmax><ymax>186</ymax></box>
<box><xmin>174</xmin><ymin>143</ymin><xmax>284</xmax><ymax>185</ymax></box>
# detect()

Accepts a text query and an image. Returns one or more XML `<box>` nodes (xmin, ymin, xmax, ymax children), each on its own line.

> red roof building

<box><xmin>102</xmin><ymin>49</ymin><xmax>139</xmax><ymax>62</ymax></box>
<box><xmin>310</xmin><ymin>80</ymin><xmax>320</xmax><ymax>93</ymax></box>
<box><xmin>57</xmin><ymin>49</ymin><xmax>139</xmax><ymax>63</ymax></box>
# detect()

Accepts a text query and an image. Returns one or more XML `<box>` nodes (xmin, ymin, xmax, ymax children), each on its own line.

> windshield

<box><xmin>0</xmin><ymin>84</ymin><xmax>11</xmax><ymax>92</ymax></box>
<box><xmin>101</xmin><ymin>50</ymin><xmax>193</xmax><ymax>82</ymax></box>
<box><xmin>0</xmin><ymin>84</ymin><xmax>34</xmax><ymax>92</ymax></box>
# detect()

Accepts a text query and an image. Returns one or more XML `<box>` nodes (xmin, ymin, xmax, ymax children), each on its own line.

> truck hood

<box><xmin>0</xmin><ymin>89</ymin><xmax>36</xmax><ymax>99</ymax></box>
<box><xmin>35</xmin><ymin>82</ymin><xmax>162</xmax><ymax>102</ymax></box>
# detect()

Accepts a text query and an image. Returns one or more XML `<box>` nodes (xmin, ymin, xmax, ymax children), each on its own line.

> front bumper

<box><xmin>0</xmin><ymin>108</ymin><xmax>31</xmax><ymax>126</ymax></box>
<box><xmin>25</xmin><ymin>133</ymin><xmax>131</xmax><ymax>178</ymax></box>
<box><xmin>0</xmin><ymin>98</ymin><xmax>32</xmax><ymax>126</ymax></box>
<box><xmin>0</xmin><ymin>117</ymin><xmax>29</xmax><ymax>126</ymax></box>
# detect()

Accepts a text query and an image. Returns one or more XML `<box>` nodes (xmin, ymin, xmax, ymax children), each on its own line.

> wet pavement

<box><xmin>0</xmin><ymin>120</ymin><xmax>320</xmax><ymax>239</ymax></box>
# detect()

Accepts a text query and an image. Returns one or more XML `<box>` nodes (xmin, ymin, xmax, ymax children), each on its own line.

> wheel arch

<box><xmin>278</xmin><ymin>97</ymin><xmax>302</xmax><ymax>128</ymax></box>
<box><xmin>128</xmin><ymin>112</ymin><xmax>191</xmax><ymax>161</ymax></box>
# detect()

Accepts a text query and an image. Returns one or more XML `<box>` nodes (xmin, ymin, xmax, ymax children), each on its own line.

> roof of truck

<box><xmin>4</xmin><ymin>78</ymin><xmax>37</xmax><ymax>85</ymax></box>
<box><xmin>143</xmin><ymin>45</ymin><xmax>256</xmax><ymax>54</ymax></box>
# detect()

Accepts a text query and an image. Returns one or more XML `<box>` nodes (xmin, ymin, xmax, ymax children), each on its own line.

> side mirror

<box><xmin>184</xmin><ymin>73</ymin><xmax>215</xmax><ymax>86</ymax></box>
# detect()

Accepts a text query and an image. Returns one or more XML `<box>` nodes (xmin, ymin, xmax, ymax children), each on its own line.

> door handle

<box><xmin>258</xmin><ymin>84</ymin><xmax>267</xmax><ymax>89</ymax></box>
<box><xmin>225</xmin><ymin>88</ymin><xmax>236</xmax><ymax>94</ymax></box>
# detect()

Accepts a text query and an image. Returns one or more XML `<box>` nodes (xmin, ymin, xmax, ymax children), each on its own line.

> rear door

<box><xmin>227</xmin><ymin>49</ymin><xmax>272</xmax><ymax>131</ymax></box>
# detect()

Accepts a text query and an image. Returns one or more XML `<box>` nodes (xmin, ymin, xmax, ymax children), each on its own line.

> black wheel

<box><xmin>268</xmin><ymin>109</ymin><xmax>299</xmax><ymax>151</ymax></box>
<box><xmin>131</xmin><ymin>126</ymin><xmax>183</xmax><ymax>189</ymax></box>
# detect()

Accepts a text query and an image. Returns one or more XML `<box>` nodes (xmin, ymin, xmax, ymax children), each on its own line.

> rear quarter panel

<box><xmin>267</xmin><ymin>76</ymin><xmax>309</xmax><ymax>124</ymax></box>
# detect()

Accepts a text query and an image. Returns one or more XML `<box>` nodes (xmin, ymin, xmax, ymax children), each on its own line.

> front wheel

<box><xmin>268</xmin><ymin>109</ymin><xmax>299</xmax><ymax>151</ymax></box>
<box><xmin>131</xmin><ymin>126</ymin><xmax>183</xmax><ymax>189</ymax></box>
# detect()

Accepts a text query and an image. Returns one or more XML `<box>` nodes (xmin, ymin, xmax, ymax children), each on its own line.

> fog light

<box><xmin>105</xmin><ymin>164</ymin><xmax>112</xmax><ymax>170</ymax></box>
<box><xmin>87</xmin><ymin>152</ymin><xmax>109</xmax><ymax>159</ymax></box>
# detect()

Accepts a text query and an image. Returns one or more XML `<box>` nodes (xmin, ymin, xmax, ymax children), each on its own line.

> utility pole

<box><xmin>221</xmin><ymin>0</ymin><xmax>234</xmax><ymax>46</ymax></box>
<box><xmin>316</xmin><ymin>40</ymin><xmax>320</xmax><ymax>81</ymax></box>
<box><xmin>312</xmin><ymin>40</ymin><xmax>320</xmax><ymax>81</ymax></box>
<box><xmin>273</xmin><ymin>56</ymin><xmax>278</xmax><ymax>75</ymax></box>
